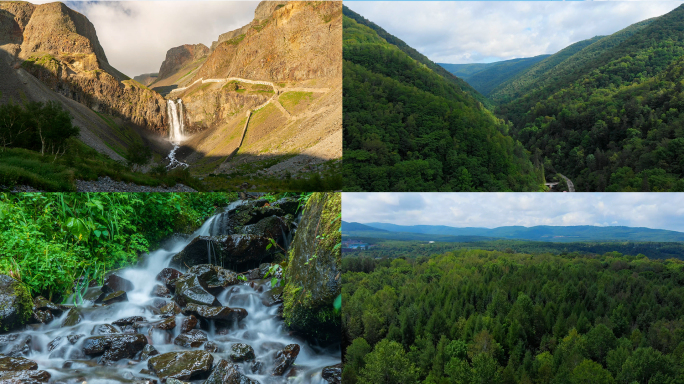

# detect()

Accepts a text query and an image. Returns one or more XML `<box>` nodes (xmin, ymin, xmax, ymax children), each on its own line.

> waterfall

<box><xmin>167</xmin><ymin>99</ymin><xmax>184</xmax><ymax>143</ymax></box>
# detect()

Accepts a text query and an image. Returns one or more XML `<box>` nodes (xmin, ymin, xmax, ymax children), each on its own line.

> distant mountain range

<box><xmin>438</xmin><ymin>55</ymin><xmax>550</xmax><ymax>96</ymax></box>
<box><xmin>342</xmin><ymin>221</ymin><xmax>684</xmax><ymax>242</ymax></box>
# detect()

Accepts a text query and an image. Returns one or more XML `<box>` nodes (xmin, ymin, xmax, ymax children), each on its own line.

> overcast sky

<box><xmin>61</xmin><ymin>1</ymin><xmax>257</xmax><ymax>76</ymax></box>
<box><xmin>343</xmin><ymin>193</ymin><xmax>684</xmax><ymax>232</ymax></box>
<box><xmin>345</xmin><ymin>1</ymin><xmax>684</xmax><ymax>64</ymax></box>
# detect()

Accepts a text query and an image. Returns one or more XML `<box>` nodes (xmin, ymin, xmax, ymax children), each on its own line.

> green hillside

<box><xmin>439</xmin><ymin>55</ymin><xmax>550</xmax><ymax>96</ymax></box>
<box><xmin>342</xmin><ymin>7</ymin><xmax>543</xmax><ymax>192</ymax></box>
<box><xmin>495</xmin><ymin>6</ymin><xmax>684</xmax><ymax>191</ymax></box>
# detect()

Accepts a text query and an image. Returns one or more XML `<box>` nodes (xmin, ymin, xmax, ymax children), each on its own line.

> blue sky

<box><xmin>345</xmin><ymin>1</ymin><xmax>684</xmax><ymax>64</ymax></box>
<box><xmin>343</xmin><ymin>193</ymin><xmax>684</xmax><ymax>232</ymax></box>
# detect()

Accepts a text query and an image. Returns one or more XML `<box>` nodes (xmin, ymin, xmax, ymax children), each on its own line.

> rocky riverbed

<box><xmin>0</xmin><ymin>194</ymin><xmax>341</xmax><ymax>383</ymax></box>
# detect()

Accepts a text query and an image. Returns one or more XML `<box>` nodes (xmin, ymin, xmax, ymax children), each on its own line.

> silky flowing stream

<box><xmin>2</xmin><ymin>201</ymin><xmax>340</xmax><ymax>383</ymax></box>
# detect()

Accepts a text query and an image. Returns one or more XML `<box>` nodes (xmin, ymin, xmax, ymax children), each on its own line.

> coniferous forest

<box><xmin>342</xmin><ymin>249</ymin><xmax>684</xmax><ymax>383</ymax></box>
<box><xmin>343</xmin><ymin>3</ymin><xmax>684</xmax><ymax>191</ymax></box>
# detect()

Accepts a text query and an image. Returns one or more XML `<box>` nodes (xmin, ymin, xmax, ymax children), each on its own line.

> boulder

<box><xmin>272</xmin><ymin>344</ymin><xmax>300</xmax><ymax>376</ymax></box>
<box><xmin>152</xmin><ymin>284</ymin><xmax>172</xmax><ymax>298</ymax></box>
<box><xmin>147</xmin><ymin>350</ymin><xmax>213</xmax><ymax>382</ymax></box>
<box><xmin>0</xmin><ymin>334</ymin><xmax>32</xmax><ymax>357</ymax></box>
<box><xmin>91</xmin><ymin>324</ymin><xmax>119</xmax><ymax>335</ymax></box>
<box><xmin>173</xmin><ymin>329</ymin><xmax>207</xmax><ymax>348</ymax></box>
<box><xmin>229</xmin><ymin>343</ymin><xmax>255</xmax><ymax>362</ymax></box>
<box><xmin>47</xmin><ymin>334</ymin><xmax>85</xmax><ymax>359</ymax></box>
<box><xmin>101</xmin><ymin>290</ymin><xmax>128</xmax><ymax>305</ymax></box>
<box><xmin>32</xmin><ymin>296</ymin><xmax>64</xmax><ymax>322</ymax></box>
<box><xmin>322</xmin><ymin>363</ymin><xmax>342</xmax><ymax>384</ymax></box>
<box><xmin>203</xmin><ymin>341</ymin><xmax>222</xmax><ymax>353</ymax></box>
<box><xmin>204</xmin><ymin>359</ymin><xmax>259</xmax><ymax>384</ymax></box>
<box><xmin>160</xmin><ymin>302</ymin><xmax>182</xmax><ymax>317</ymax></box>
<box><xmin>186</xmin><ymin>264</ymin><xmax>240</xmax><ymax>292</ymax></box>
<box><xmin>180</xmin><ymin>315</ymin><xmax>197</xmax><ymax>333</ymax></box>
<box><xmin>0</xmin><ymin>274</ymin><xmax>33</xmax><ymax>332</ymax></box>
<box><xmin>80</xmin><ymin>286</ymin><xmax>107</xmax><ymax>305</ymax></box>
<box><xmin>0</xmin><ymin>370</ymin><xmax>50</xmax><ymax>382</ymax></box>
<box><xmin>241</xmin><ymin>216</ymin><xmax>292</xmax><ymax>246</ymax></box>
<box><xmin>102</xmin><ymin>274</ymin><xmax>134</xmax><ymax>293</ymax></box>
<box><xmin>283</xmin><ymin>193</ymin><xmax>341</xmax><ymax>341</ymax></box>
<box><xmin>61</xmin><ymin>308</ymin><xmax>82</xmax><ymax>327</ymax></box>
<box><xmin>156</xmin><ymin>268</ymin><xmax>183</xmax><ymax>290</ymax></box>
<box><xmin>113</xmin><ymin>316</ymin><xmax>145</xmax><ymax>326</ymax></box>
<box><xmin>83</xmin><ymin>334</ymin><xmax>147</xmax><ymax>365</ymax></box>
<box><xmin>184</xmin><ymin>303</ymin><xmax>247</xmax><ymax>327</ymax></box>
<box><xmin>0</xmin><ymin>356</ymin><xmax>38</xmax><ymax>370</ymax></box>
<box><xmin>171</xmin><ymin>235</ymin><xmax>274</xmax><ymax>271</ymax></box>
<box><xmin>272</xmin><ymin>197</ymin><xmax>300</xmax><ymax>216</ymax></box>
<box><xmin>173</xmin><ymin>274</ymin><xmax>219</xmax><ymax>307</ymax></box>
<box><xmin>261</xmin><ymin>286</ymin><xmax>284</xmax><ymax>307</ymax></box>
<box><xmin>153</xmin><ymin>316</ymin><xmax>177</xmax><ymax>331</ymax></box>
<box><xmin>140</xmin><ymin>344</ymin><xmax>159</xmax><ymax>361</ymax></box>
<box><xmin>32</xmin><ymin>309</ymin><xmax>53</xmax><ymax>324</ymax></box>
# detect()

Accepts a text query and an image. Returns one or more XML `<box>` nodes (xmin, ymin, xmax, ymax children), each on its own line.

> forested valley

<box><xmin>344</xmin><ymin>3</ymin><xmax>684</xmax><ymax>191</ymax></box>
<box><xmin>342</xmin><ymin>7</ymin><xmax>543</xmax><ymax>192</ymax></box>
<box><xmin>342</xmin><ymin>249</ymin><xmax>684</xmax><ymax>383</ymax></box>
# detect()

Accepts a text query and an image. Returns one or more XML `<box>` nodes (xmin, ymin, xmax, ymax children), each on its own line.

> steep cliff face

<box><xmin>157</xmin><ymin>43</ymin><xmax>209</xmax><ymax>81</ymax></box>
<box><xmin>1</xmin><ymin>1</ymin><xmax>167</xmax><ymax>134</ymax></box>
<box><xmin>164</xmin><ymin>1</ymin><xmax>342</xmax><ymax>177</ymax></box>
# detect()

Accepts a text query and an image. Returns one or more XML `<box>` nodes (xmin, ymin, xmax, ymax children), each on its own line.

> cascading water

<box><xmin>1</xmin><ymin>200</ymin><xmax>340</xmax><ymax>384</ymax></box>
<box><xmin>166</xmin><ymin>99</ymin><xmax>188</xmax><ymax>169</ymax></box>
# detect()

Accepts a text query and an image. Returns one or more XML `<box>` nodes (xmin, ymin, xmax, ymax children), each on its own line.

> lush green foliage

<box><xmin>343</xmin><ymin>249</ymin><xmax>684</xmax><ymax>383</ymax></box>
<box><xmin>439</xmin><ymin>55</ymin><xmax>550</xmax><ymax>97</ymax></box>
<box><xmin>343</xmin><ymin>11</ymin><xmax>543</xmax><ymax>192</ymax></box>
<box><xmin>0</xmin><ymin>192</ymin><xmax>236</xmax><ymax>300</ymax></box>
<box><xmin>495</xmin><ymin>7</ymin><xmax>684</xmax><ymax>191</ymax></box>
<box><xmin>0</xmin><ymin>101</ymin><xmax>79</xmax><ymax>155</ymax></box>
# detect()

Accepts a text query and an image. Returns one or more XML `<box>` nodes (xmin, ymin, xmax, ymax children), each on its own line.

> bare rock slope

<box><xmin>153</xmin><ymin>1</ymin><xmax>342</xmax><ymax>177</ymax></box>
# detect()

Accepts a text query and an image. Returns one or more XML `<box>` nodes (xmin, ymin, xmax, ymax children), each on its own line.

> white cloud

<box><xmin>342</xmin><ymin>193</ymin><xmax>684</xmax><ymax>232</ymax></box>
<box><xmin>63</xmin><ymin>1</ymin><xmax>257</xmax><ymax>76</ymax></box>
<box><xmin>345</xmin><ymin>1</ymin><xmax>684</xmax><ymax>64</ymax></box>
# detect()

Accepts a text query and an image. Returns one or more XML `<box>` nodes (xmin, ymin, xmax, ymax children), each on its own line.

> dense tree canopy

<box><xmin>342</xmin><ymin>10</ymin><xmax>543</xmax><ymax>192</ymax></box>
<box><xmin>343</xmin><ymin>249</ymin><xmax>684</xmax><ymax>383</ymax></box>
<box><xmin>494</xmin><ymin>6</ymin><xmax>684</xmax><ymax>191</ymax></box>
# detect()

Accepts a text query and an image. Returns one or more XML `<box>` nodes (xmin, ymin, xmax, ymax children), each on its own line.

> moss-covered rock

<box><xmin>282</xmin><ymin>193</ymin><xmax>341</xmax><ymax>342</ymax></box>
<box><xmin>0</xmin><ymin>274</ymin><xmax>32</xmax><ymax>333</ymax></box>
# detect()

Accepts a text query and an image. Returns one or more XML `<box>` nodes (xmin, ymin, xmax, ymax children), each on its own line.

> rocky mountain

<box><xmin>0</xmin><ymin>1</ymin><xmax>173</xmax><ymax>163</ymax></box>
<box><xmin>152</xmin><ymin>1</ymin><xmax>342</xmax><ymax>179</ymax></box>
<box><xmin>133</xmin><ymin>73</ymin><xmax>158</xmax><ymax>86</ymax></box>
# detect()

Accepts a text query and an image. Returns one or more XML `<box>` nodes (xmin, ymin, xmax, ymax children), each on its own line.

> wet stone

<box><xmin>153</xmin><ymin>284</ymin><xmax>172</xmax><ymax>298</ymax></box>
<box><xmin>250</xmin><ymin>360</ymin><xmax>264</xmax><ymax>374</ymax></box>
<box><xmin>32</xmin><ymin>309</ymin><xmax>54</xmax><ymax>324</ymax></box>
<box><xmin>102</xmin><ymin>274</ymin><xmax>134</xmax><ymax>293</ymax></box>
<box><xmin>204</xmin><ymin>359</ymin><xmax>259</xmax><ymax>384</ymax></box>
<box><xmin>322</xmin><ymin>363</ymin><xmax>342</xmax><ymax>384</ymax></box>
<box><xmin>203</xmin><ymin>341</ymin><xmax>221</xmax><ymax>353</ymax></box>
<box><xmin>160</xmin><ymin>302</ymin><xmax>182</xmax><ymax>317</ymax></box>
<box><xmin>261</xmin><ymin>287</ymin><xmax>284</xmax><ymax>307</ymax></box>
<box><xmin>179</xmin><ymin>315</ymin><xmax>197</xmax><ymax>333</ymax></box>
<box><xmin>32</xmin><ymin>296</ymin><xmax>63</xmax><ymax>314</ymax></box>
<box><xmin>113</xmin><ymin>316</ymin><xmax>146</xmax><ymax>326</ymax></box>
<box><xmin>229</xmin><ymin>343</ymin><xmax>255</xmax><ymax>362</ymax></box>
<box><xmin>173</xmin><ymin>275</ymin><xmax>220</xmax><ymax>307</ymax></box>
<box><xmin>0</xmin><ymin>355</ymin><xmax>38</xmax><ymax>370</ymax></box>
<box><xmin>102</xmin><ymin>290</ymin><xmax>128</xmax><ymax>305</ymax></box>
<box><xmin>272</xmin><ymin>344</ymin><xmax>300</xmax><ymax>376</ymax></box>
<box><xmin>1</xmin><ymin>334</ymin><xmax>32</xmax><ymax>357</ymax></box>
<box><xmin>0</xmin><ymin>370</ymin><xmax>50</xmax><ymax>382</ymax></box>
<box><xmin>140</xmin><ymin>344</ymin><xmax>159</xmax><ymax>361</ymax></box>
<box><xmin>147</xmin><ymin>350</ymin><xmax>213</xmax><ymax>382</ymax></box>
<box><xmin>83</xmin><ymin>334</ymin><xmax>148</xmax><ymax>365</ymax></box>
<box><xmin>184</xmin><ymin>303</ymin><xmax>247</xmax><ymax>326</ymax></box>
<box><xmin>173</xmin><ymin>329</ymin><xmax>207</xmax><ymax>348</ymax></box>
<box><xmin>157</xmin><ymin>268</ymin><xmax>183</xmax><ymax>288</ymax></box>
<box><xmin>92</xmin><ymin>324</ymin><xmax>119</xmax><ymax>335</ymax></box>
<box><xmin>154</xmin><ymin>316</ymin><xmax>176</xmax><ymax>331</ymax></box>
<box><xmin>166</xmin><ymin>378</ymin><xmax>190</xmax><ymax>384</ymax></box>
<box><xmin>61</xmin><ymin>308</ymin><xmax>83</xmax><ymax>327</ymax></box>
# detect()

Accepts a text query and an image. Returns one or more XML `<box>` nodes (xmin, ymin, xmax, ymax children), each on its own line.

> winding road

<box><xmin>559</xmin><ymin>174</ymin><xmax>575</xmax><ymax>192</ymax></box>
